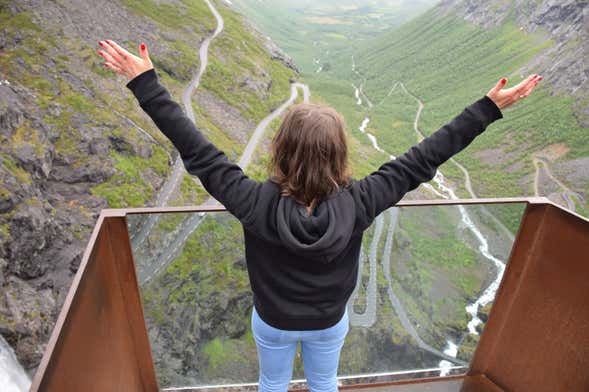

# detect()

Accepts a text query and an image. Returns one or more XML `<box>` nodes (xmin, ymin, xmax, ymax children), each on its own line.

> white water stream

<box><xmin>351</xmin><ymin>61</ymin><xmax>506</xmax><ymax>372</ymax></box>
<box><xmin>0</xmin><ymin>335</ymin><xmax>30</xmax><ymax>392</ymax></box>
<box><xmin>354</xmin><ymin>85</ymin><xmax>362</xmax><ymax>105</ymax></box>
<box><xmin>438</xmin><ymin>340</ymin><xmax>459</xmax><ymax>376</ymax></box>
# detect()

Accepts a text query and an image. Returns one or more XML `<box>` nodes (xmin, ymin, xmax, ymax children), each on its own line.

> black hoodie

<box><xmin>126</xmin><ymin>69</ymin><xmax>503</xmax><ymax>330</ymax></box>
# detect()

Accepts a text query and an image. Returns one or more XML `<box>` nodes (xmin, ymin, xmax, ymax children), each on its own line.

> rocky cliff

<box><xmin>436</xmin><ymin>0</ymin><xmax>589</xmax><ymax>124</ymax></box>
<box><xmin>0</xmin><ymin>0</ymin><xmax>296</xmax><ymax>375</ymax></box>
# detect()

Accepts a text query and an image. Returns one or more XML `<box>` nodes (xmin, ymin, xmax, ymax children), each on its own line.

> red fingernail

<box><xmin>539</xmin><ymin>77</ymin><xmax>543</xmax><ymax>81</ymax></box>
<box><xmin>140</xmin><ymin>43</ymin><xmax>146</xmax><ymax>50</ymax></box>
<box><xmin>97</xmin><ymin>50</ymin><xmax>102</xmax><ymax>55</ymax></box>
<box><xmin>98</xmin><ymin>41</ymin><xmax>103</xmax><ymax>47</ymax></box>
<box><xmin>501</xmin><ymin>78</ymin><xmax>507</xmax><ymax>84</ymax></box>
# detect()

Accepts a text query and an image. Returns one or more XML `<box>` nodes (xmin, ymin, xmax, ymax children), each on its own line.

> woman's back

<box><xmin>241</xmin><ymin>179</ymin><xmax>361</xmax><ymax>330</ymax></box>
<box><xmin>124</xmin><ymin>67</ymin><xmax>503</xmax><ymax>332</ymax></box>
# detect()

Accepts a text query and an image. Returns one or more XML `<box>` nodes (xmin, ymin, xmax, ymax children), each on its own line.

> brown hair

<box><xmin>270</xmin><ymin>103</ymin><xmax>351</xmax><ymax>206</ymax></box>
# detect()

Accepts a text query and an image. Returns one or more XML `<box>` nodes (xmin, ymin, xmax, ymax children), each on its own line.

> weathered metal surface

<box><xmin>161</xmin><ymin>369</ymin><xmax>468</xmax><ymax>392</ymax></box>
<box><xmin>162</xmin><ymin>374</ymin><xmax>500</xmax><ymax>392</ymax></box>
<box><xmin>294</xmin><ymin>374</ymin><xmax>502</xmax><ymax>392</ymax></box>
<box><xmin>469</xmin><ymin>203</ymin><xmax>589</xmax><ymax>392</ymax></box>
<box><xmin>30</xmin><ymin>198</ymin><xmax>589</xmax><ymax>391</ymax></box>
<box><xmin>112</xmin><ymin>197</ymin><xmax>551</xmax><ymax>216</ymax></box>
<box><xmin>334</xmin><ymin>374</ymin><xmax>502</xmax><ymax>392</ymax></box>
<box><xmin>30</xmin><ymin>216</ymin><xmax>158</xmax><ymax>392</ymax></box>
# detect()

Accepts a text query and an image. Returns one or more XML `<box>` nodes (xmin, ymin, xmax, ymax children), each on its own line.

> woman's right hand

<box><xmin>486</xmin><ymin>73</ymin><xmax>543</xmax><ymax>110</ymax></box>
<box><xmin>97</xmin><ymin>40</ymin><xmax>154</xmax><ymax>81</ymax></box>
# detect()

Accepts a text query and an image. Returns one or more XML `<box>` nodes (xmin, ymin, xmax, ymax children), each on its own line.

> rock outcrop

<box><xmin>0</xmin><ymin>0</ymin><xmax>296</xmax><ymax>375</ymax></box>
<box><xmin>436</xmin><ymin>0</ymin><xmax>589</xmax><ymax>125</ymax></box>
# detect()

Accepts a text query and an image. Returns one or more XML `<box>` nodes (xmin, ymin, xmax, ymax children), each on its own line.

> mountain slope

<box><xmin>0</xmin><ymin>0</ymin><xmax>296</xmax><ymax>374</ymax></box>
<box><xmin>349</xmin><ymin>0</ymin><xmax>588</xmax><ymax>219</ymax></box>
<box><xmin>231</xmin><ymin>0</ymin><xmax>439</xmax><ymax>75</ymax></box>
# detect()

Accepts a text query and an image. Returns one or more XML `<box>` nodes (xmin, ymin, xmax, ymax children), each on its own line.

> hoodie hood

<box><xmin>276</xmin><ymin>189</ymin><xmax>356</xmax><ymax>263</ymax></box>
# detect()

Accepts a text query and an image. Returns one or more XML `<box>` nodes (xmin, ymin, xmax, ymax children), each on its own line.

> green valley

<box><xmin>2</xmin><ymin>0</ymin><xmax>587</xmax><ymax>389</ymax></box>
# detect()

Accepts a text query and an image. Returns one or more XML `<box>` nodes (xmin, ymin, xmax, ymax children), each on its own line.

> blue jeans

<box><xmin>251</xmin><ymin>306</ymin><xmax>349</xmax><ymax>392</ymax></box>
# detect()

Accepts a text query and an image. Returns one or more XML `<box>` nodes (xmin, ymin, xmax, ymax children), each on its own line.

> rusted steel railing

<box><xmin>30</xmin><ymin>197</ymin><xmax>589</xmax><ymax>392</ymax></box>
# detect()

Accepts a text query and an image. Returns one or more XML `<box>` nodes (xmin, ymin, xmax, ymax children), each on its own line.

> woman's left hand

<box><xmin>97</xmin><ymin>40</ymin><xmax>153</xmax><ymax>81</ymax></box>
<box><xmin>486</xmin><ymin>73</ymin><xmax>543</xmax><ymax>110</ymax></box>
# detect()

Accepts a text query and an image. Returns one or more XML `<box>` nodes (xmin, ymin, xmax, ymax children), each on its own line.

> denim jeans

<box><xmin>251</xmin><ymin>306</ymin><xmax>349</xmax><ymax>392</ymax></box>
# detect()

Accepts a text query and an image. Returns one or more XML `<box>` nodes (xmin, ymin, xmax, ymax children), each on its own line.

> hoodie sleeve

<box><xmin>126</xmin><ymin>68</ymin><xmax>261</xmax><ymax>225</ymax></box>
<box><xmin>353</xmin><ymin>95</ymin><xmax>502</xmax><ymax>228</ymax></box>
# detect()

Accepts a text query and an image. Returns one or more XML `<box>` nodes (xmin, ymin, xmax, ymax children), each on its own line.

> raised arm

<box><xmin>354</xmin><ymin>75</ymin><xmax>542</xmax><ymax>226</ymax></box>
<box><xmin>97</xmin><ymin>40</ymin><xmax>261</xmax><ymax>224</ymax></box>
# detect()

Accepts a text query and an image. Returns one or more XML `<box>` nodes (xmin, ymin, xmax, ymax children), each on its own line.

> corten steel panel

<box><xmin>164</xmin><ymin>374</ymin><xmax>502</xmax><ymax>392</ymax></box>
<box><xmin>468</xmin><ymin>204</ymin><xmax>589</xmax><ymax>392</ymax></box>
<box><xmin>30</xmin><ymin>216</ymin><xmax>158</xmax><ymax>392</ymax></box>
<box><xmin>107</xmin><ymin>196</ymin><xmax>545</xmax><ymax>216</ymax></box>
<box><xmin>31</xmin><ymin>197</ymin><xmax>589</xmax><ymax>391</ymax></box>
<box><xmin>336</xmin><ymin>374</ymin><xmax>502</xmax><ymax>392</ymax></box>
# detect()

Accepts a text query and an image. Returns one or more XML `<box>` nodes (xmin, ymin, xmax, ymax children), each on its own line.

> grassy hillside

<box><xmin>234</xmin><ymin>0</ymin><xmax>589</xmax><ymax>218</ymax></box>
<box><xmin>117</xmin><ymin>0</ymin><xmax>298</xmax><ymax>205</ymax></box>
<box><xmin>0</xmin><ymin>0</ymin><xmax>297</xmax><ymax>375</ymax></box>
<box><xmin>231</xmin><ymin>0</ymin><xmax>437</xmax><ymax>75</ymax></box>
<box><xmin>0</xmin><ymin>0</ymin><xmax>296</xmax><ymax>209</ymax></box>
<box><xmin>351</xmin><ymin>9</ymin><xmax>588</xmax><ymax>216</ymax></box>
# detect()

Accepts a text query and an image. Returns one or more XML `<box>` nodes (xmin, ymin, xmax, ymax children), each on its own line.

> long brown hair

<box><xmin>270</xmin><ymin>103</ymin><xmax>351</xmax><ymax>205</ymax></box>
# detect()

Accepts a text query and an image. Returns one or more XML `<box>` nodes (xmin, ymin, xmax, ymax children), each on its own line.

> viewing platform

<box><xmin>28</xmin><ymin>197</ymin><xmax>589</xmax><ymax>391</ymax></box>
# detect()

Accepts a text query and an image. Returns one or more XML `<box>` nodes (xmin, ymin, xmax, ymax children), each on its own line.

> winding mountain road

<box><xmin>533</xmin><ymin>156</ymin><xmax>582</xmax><ymax>211</ymax></box>
<box><xmin>349</xmin><ymin>63</ymin><xmax>510</xmax><ymax>365</ymax></box>
<box><xmin>398</xmin><ymin>83</ymin><xmax>509</xmax><ymax>365</ymax></box>
<box><xmin>131</xmin><ymin>0</ymin><xmax>224</xmax><ymax>250</ymax></box>
<box><xmin>399</xmin><ymin>82</ymin><xmax>515</xmax><ymax>242</ymax></box>
<box><xmin>348</xmin><ymin>215</ymin><xmax>382</xmax><ymax>328</ymax></box>
<box><xmin>347</xmin><ymin>65</ymin><xmax>465</xmax><ymax>366</ymax></box>
<box><xmin>381</xmin><ymin>208</ymin><xmax>467</xmax><ymax>366</ymax></box>
<box><xmin>238</xmin><ymin>82</ymin><xmax>310</xmax><ymax>167</ymax></box>
<box><xmin>140</xmin><ymin>82</ymin><xmax>311</xmax><ymax>284</ymax></box>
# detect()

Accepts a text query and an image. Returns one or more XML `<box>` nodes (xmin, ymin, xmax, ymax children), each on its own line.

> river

<box><xmin>0</xmin><ymin>335</ymin><xmax>30</xmax><ymax>392</ymax></box>
<box><xmin>349</xmin><ymin>60</ymin><xmax>507</xmax><ymax>371</ymax></box>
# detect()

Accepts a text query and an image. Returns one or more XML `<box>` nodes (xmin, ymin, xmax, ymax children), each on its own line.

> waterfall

<box><xmin>0</xmin><ymin>335</ymin><xmax>31</xmax><ymax>392</ymax></box>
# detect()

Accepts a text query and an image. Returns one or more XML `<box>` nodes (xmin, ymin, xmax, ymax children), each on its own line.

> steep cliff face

<box><xmin>436</xmin><ymin>0</ymin><xmax>589</xmax><ymax>123</ymax></box>
<box><xmin>0</xmin><ymin>0</ymin><xmax>296</xmax><ymax>374</ymax></box>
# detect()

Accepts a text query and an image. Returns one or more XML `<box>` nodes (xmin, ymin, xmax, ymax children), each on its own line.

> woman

<box><xmin>97</xmin><ymin>40</ymin><xmax>541</xmax><ymax>392</ymax></box>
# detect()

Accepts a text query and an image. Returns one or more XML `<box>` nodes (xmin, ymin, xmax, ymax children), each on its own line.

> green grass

<box><xmin>231</xmin><ymin>0</ymin><xmax>437</xmax><ymax>77</ymax></box>
<box><xmin>0</xmin><ymin>223</ymin><xmax>10</xmax><ymax>239</ymax></box>
<box><xmin>1</xmin><ymin>153</ymin><xmax>31</xmax><ymax>185</ymax></box>
<box><xmin>122</xmin><ymin>0</ymin><xmax>215</xmax><ymax>34</ymax></box>
<box><xmin>0</xmin><ymin>0</ymin><xmax>299</xmax><ymax>214</ymax></box>
<box><xmin>91</xmin><ymin>151</ymin><xmax>156</xmax><ymax>207</ymax></box>
<box><xmin>139</xmin><ymin>212</ymin><xmax>256</xmax><ymax>385</ymax></box>
<box><xmin>0</xmin><ymin>9</ymin><xmax>177</xmax><ymax>210</ymax></box>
